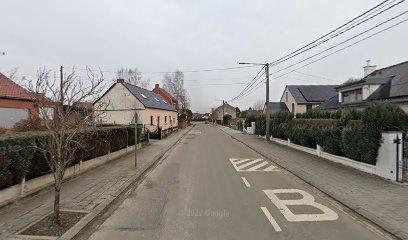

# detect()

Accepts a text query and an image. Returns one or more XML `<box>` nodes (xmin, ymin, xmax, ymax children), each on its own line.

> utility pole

<box><xmin>239</xmin><ymin>62</ymin><xmax>271</xmax><ymax>141</ymax></box>
<box><xmin>134</xmin><ymin>112</ymin><xmax>138</xmax><ymax>169</ymax></box>
<box><xmin>222</xmin><ymin>100</ymin><xmax>225</xmax><ymax>125</ymax></box>
<box><xmin>60</xmin><ymin>66</ymin><xmax>64</xmax><ymax>119</ymax></box>
<box><xmin>265</xmin><ymin>63</ymin><xmax>270</xmax><ymax>141</ymax></box>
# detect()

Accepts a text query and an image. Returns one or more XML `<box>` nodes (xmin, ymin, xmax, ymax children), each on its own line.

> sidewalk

<box><xmin>0</xmin><ymin>126</ymin><xmax>192</xmax><ymax>240</ymax></box>
<box><xmin>219</xmin><ymin>126</ymin><xmax>408</xmax><ymax>240</ymax></box>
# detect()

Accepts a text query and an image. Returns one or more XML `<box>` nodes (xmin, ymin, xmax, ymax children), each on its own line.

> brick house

<box><xmin>0</xmin><ymin>73</ymin><xmax>38</xmax><ymax>128</ymax></box>
<box><xmin>152</xmin><ymin>84</ymin><xmax>179</xmax><ymax>109</ymax></box>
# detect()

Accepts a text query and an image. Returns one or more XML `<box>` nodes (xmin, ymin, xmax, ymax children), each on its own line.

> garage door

<box><xmin>0</xmin><ymin>108</ymin><xmax>29</xmax><ymax>128</ymax></box>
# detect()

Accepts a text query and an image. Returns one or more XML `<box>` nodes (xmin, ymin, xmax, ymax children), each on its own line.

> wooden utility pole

<box><xmin>60</xmin><ymin>66</ymin><xmax>64</xmax><ymax>118</ymax></box>
<box><xmin>134</xmin><ymin>112</ymin><xmax>138</xmax><ymax>169</ymax></box>
<box><xmin>222</xmin><ymin>100</ymin><xmax>225</xmax><ymax>125</ymax></box>
<box><xmin>265</xmin><ymin>63</ymin><xmax>271</xmax><ymax>141</ymax></box>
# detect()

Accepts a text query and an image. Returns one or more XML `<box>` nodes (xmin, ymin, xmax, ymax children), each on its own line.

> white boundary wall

<box><xmin>264</xmin><ymin>131</ymin><xmax>401</xmax><ymax>181</ymax></box>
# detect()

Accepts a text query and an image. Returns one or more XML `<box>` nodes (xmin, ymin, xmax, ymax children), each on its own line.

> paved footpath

<box><xmin>0</xmin><ymin>126</ymin><xmax>192</xmax><ymax>240</ymax></box>
<box><xmin>220</xmin><ymin>126</ymin><xmax>408</xmax><ymax>240</ymax></box>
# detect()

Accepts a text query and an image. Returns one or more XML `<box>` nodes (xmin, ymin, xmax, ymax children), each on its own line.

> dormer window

<box><xmin>140</xmin><ymin>93</ymin><xmax>147</xmax><ymax>99</ymax></box>
<box><xmin>342</xmin><ymin>88</ymin><xmax>362</xmax><ymax>103</ymax></box>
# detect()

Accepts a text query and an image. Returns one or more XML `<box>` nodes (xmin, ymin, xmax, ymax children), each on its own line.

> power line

<box><xmin>75</xmin><ymin>65</ymin><xmax>258</xmax><ymax>75</ymax></box>
<box><xmin>226</xmin><ymin>68</ymin><xmax>265</xmax><ymax>102</ymax></box>
<box><xmin>227</xmin><ymin>10</ymin><xmax>408</xmax><ymax>102</ymax></box>
<box><xmin>269</xmin><ymin>0</ymin><xmax>405</xmax><ymax>66</ymax></box>
<box><xmin>271</xmin><ymin>10</ymin><xmax>408</xmax><ymax>76</ymax></box>
<box><xmin>271</xmin><ymin>16</ymin><xmax>408</xmax><ymax>81</ymax></box>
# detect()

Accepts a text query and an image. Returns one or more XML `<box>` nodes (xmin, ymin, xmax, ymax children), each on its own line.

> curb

<box><xmin>59</xmin><ymin>125</ymin><xmax>195</xmax><ymax>240</ymax></box>
<box><xmin>218</xmin><ymin>126</ymin><xmax>405</xmax><ymax>240</ymax></box>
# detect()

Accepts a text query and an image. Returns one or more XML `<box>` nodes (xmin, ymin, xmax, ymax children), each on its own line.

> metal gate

<box><xmin>402</xmin><ymin>133</ymin><xmax>408</xmax><ymax>182</ymax></box>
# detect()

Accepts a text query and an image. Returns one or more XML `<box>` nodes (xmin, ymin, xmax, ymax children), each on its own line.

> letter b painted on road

<box><xmin>264</xmin><ymin>189</ymin><xmax>338</xmax><ymax>222</ymax></box>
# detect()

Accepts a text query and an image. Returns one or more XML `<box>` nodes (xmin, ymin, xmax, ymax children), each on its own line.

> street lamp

<box><xmin>239</xmin><ymin>62</ymin><xmax>271</xmax><ymax>141</ymax></box>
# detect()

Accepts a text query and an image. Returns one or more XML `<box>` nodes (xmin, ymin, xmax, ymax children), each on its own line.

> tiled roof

<box><xmin>123</xmin><ymin>83</ymin><xmax>177</xmax><ymax>112</ymax></box>
<box><xmin>286</xmin><ymin>85</ymin><xmax>338</xmax><ymax>104</ymax></box>
<box><xmin>318</xmin><ymin>94</ymin><xmax>341</xmax><ymax>110</ymax></box>
<box><xmin>0</xmin><ymin>73</ymin><xmax>34</xmax><ymax>101</ymax></box>
<box><xmin>266</xmin><ymin>102</ymin><xmax>289</xmax><ymax>113</ymax></box>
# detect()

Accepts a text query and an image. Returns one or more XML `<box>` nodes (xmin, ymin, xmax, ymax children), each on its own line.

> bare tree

<box><xmin>24</xmin><ymin>66</ymin><xmax>107</xmax><ymax>224</ymax></box>
<box><xmin>116</xmin><ymin>67</ymin><xmax>149</xmax><ymax>88</ymax></box>
<box><xmin>6</xmin><ymin>67</ymin><xmax>19</xmax><ymax>81</ymax></box>
<box><xmin>252</xmin><ymin>99</ymin><xmax>264</xmax><ymax>111</ymax></box>
<box><xmin>162</xmin><ymin>70</ymin><xmax>190</xmax><ymax>109</ymax></box>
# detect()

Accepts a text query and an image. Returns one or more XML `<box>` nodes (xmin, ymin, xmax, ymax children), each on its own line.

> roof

<box><xmin>318</xmin><ymin>94</ymin><xmax>341</xmax><ymax>110</ymax></box>
<box><xmin>266</xmin><ymin>102</ymin><xmax>289</xmax><ymax>113</ymax></box>
<box><xmin>285</xmin><ymin>85</ymin><xmax>338</xmax><ymax>104</ymax></box>
<box><xmin>0</xmin><ymin>73</ymin><xmax>34</xmax><ymax>101</ymax></box>
<box><xmin>122</xmin><ymin>82</ymin><xmax>177</xmax><ymax>112</ymax></box>
<box><xmin>319</xmin><ymin>60</ymin><xmax>408</xmax><ymax>109</ymax></box>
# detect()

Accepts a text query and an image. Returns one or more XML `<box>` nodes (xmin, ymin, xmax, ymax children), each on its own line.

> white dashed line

<box><xmin>241</xmin><ymin>177</ymin><xmax>251</xmax><ymax>187</ymax></box>
<box><xmin>260</xmin><ymin>207</ymin><xmax>282</xmax><ymax>232</ymax></box>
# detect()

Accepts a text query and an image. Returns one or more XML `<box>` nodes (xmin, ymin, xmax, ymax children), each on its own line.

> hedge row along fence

<box><xmin>247</xmin><ymin>103</ymin><xmax>408</xmax><ymax>165</ymax></box>
<box><xmin>0</xmin><ymin>126</ymin><xmax>141</xmax><ymax>190</ymax></box>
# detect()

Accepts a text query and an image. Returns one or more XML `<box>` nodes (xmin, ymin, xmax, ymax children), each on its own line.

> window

<box><xmin>140</xmin><ymin>93</ymin><xmax>147</xmax><ymax>99</ymax></box>
<box><xmin>306</xmin><ymin>104</ymin><xmax>312</xmax><ymax>111</ymax></box>
<box><xmin>286</xmin><ymin>92</ymin><xmax>288</xmax><ymax>102</ymax></box>
<box><xmin>154</xmin><ymin>97</ymin><xmax>160</xmax><ymax>102</ymax></box>
<box><xmin>150</xmin><ymin>116</ymin><xmax>153</xmax><ymax>125</ymax></box>
<box><xmin>165</xmin><ymin>116</ymin><xmax>167</xmax><ymax>124</ymax></box>
<box><xmin>342</xmin><ymin>88</ymin><xmax>363</xmax><ymax>103</ymax></box>
<box><xmin>163</xmin><ymin>100</ymin><xmax>168</xmax><ymax>104</ymax></box>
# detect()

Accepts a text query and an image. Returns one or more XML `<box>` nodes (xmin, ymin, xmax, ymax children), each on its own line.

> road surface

<box><xmin>88</xmin><ymin>123</ymin><xmax>393</xmax><ymax>240</ymax></box>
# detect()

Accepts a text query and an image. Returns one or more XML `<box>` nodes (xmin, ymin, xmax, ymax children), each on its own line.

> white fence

<box><xmin>267</xmin><ymin>132</ymin><xmax>403</xmax><ymax>182</ymax></box>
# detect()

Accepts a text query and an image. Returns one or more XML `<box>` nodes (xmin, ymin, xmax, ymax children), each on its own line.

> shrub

<box><xmin>362</xmin><ymin>102</ymin><xmax>408</xmax><ymax>131</ymax></box>
<box><xmin>290</xmin><ymin>119</ymin><xmax>338</xmax><ymax>127</ymax></box>
<box><xmin>0</xmin><ymin>128</ymin><xmax>6</xmax><ymax>135</ymax></box>
<box><xmin>13</xmin><ymin>118</ymin><xmax>45</xmax><ymax>132</ymax></box>
<box><xmin>315</xmin><ymin>126</ymin><xmax>344</xmax><ymax>156</ymax></box>
<box><xmin>287</xmin><ymin>125</ymin><xmax>316</xmax><ymax>148</ymax></box>
<box><xmin>271</xmin><ymin>123</ymin><xmax>290</xmax><ymax>140</ymax></box>
<box><xmin>0</xmin><ymin>126</ymin><xmax>137</xmax><ymax>190</ymax></box>
<box><xmin>271</xmin><ymin>111</ymin><xmax>293</xmax><ymax>124</ymax></box>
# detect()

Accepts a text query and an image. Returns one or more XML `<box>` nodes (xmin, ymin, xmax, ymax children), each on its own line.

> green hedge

<box><xmin>0</xmin><ymin>127</ymin><xmax>137</xmax><ymax>190</ymax></box>
<box><xmin>270</xmin><ymin>103</ymin><xmax>408</xmax><ymax>165</ymax></box>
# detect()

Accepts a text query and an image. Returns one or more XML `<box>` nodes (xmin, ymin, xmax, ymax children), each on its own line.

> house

<box><xmin>263</xmin><ymin>102</ymin><xmax>289</xmax><ymax>114</ymax></box>
<box><xmin>152</xmin><ymin>84</ymin><xmax>178</xmax><ymax>109</ymax></box>
<box><xmin>93</xmin><ymin>79</ymin><xmax>178</xmax><ymax>132</ymax></box>
<box><xmin>212</xmin><ymin>102</ymin><xmax>237</xmax><ymax>121</ymax></box>
<box><xmin>0</xmin><ymin>73</ymin><xmax>38</xmax><ymax>128</ymax></box>
<box><xmin>280</xmin><ymin>85</ymin><xmax>338</xmax><ymax>114</ymax></box>
<box><xmin>319</xmin><ymin>60</ymin><xmax>408</xmax><ymax>112</ymax></box>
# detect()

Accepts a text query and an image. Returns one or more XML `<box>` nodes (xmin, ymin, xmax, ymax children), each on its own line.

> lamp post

<box><xmin>239</xmin><ymin>62</ymin><xmax>270</xmax><ymax>141</ymax></box>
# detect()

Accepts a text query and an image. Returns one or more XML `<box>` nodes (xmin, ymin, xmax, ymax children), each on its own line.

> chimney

<box><xmin>363</xmin><ymin>60</ymin><xmax>377</xmax><ymax>77</ymax></box>
<box><xmin>155</xmin><ymin>84</ymin><xmax>159</xmax><ymax>89</ymax></box>
<box><xmin>117</xmin><ymin>79</ymin><xmax>124</xmax><ymax>84</ymax></box>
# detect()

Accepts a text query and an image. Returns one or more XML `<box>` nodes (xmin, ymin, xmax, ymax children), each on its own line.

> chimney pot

<box><xmin>363</xmin><ymin>60</ymin><xmax>376</xmax><ymax>77</ymax></box>
<box><xmin>155</xmin><ymin>84</ymin><xmax>159</xmax><ymax>88</ymax></box>
<box><xmin>117</xmin><ymin>79</ymin><xmax>124</xmax><ymax>83</ymax></box>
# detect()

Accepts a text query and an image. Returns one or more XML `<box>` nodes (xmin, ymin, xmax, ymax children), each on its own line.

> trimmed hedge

<box><xmin>270</xmin><ymin>103</ymin><xmax>408</xmax><ymax>165</ymax></box>
<box><xmin>0</xmin><ymin>126</ymin><xmax>138</xmax><ymax>190</ymax></box>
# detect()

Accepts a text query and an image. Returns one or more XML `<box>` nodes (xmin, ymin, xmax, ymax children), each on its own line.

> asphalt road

<box><xmin>88</xmin><ymin>123</ymin><xmax>393</xmax><ymax>240</ymax></box>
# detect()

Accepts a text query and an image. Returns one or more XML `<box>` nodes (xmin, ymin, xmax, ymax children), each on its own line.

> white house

<box><xmin>94</xmin><ymin>79</ymin><xmax>178</xmax><ymax>132</ymax></box>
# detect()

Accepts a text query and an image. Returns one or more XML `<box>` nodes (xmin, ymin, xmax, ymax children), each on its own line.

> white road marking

<box><xmin>260</xmin><ymin>207</ymin><xmax>282</xmax><ymax>232</ymax></box>
<box><xmin>229</xmin><ymin>158</ymin><xmax>279</xmax><ymax>172</ymax></box>
<box><xmin>241</xmin><ymin>177</ymin><xmax>251</xmax><ymax>187</ymax></box>
<box><xmin>264</xmin><ymin>189</ymin><xmax>339</xmax><ymax>222</ymax></box>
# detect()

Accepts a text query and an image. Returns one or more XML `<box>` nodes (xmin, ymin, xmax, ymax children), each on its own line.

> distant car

<box><xmin>205</xmin><ymin>120</ymin><xmax>209</xmax><ymax>124</ymax></box>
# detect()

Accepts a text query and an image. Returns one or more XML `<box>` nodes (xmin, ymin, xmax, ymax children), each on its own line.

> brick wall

<box><xmin>0</xmin><ymin>98</ymin><xmax>39</xmax><ymax>118</ymax></box>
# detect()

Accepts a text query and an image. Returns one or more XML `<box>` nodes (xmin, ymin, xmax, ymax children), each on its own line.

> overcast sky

<box><xmin>1</xmin><ymin>0</ymin><xmax>407</xmax><ymax>113</ymax></box>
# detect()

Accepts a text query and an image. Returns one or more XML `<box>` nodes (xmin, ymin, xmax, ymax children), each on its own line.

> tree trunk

<box><xmin>53</xmin><ymin>184</ymin><xmax>61</xmax><ymax>225</ymax></box>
